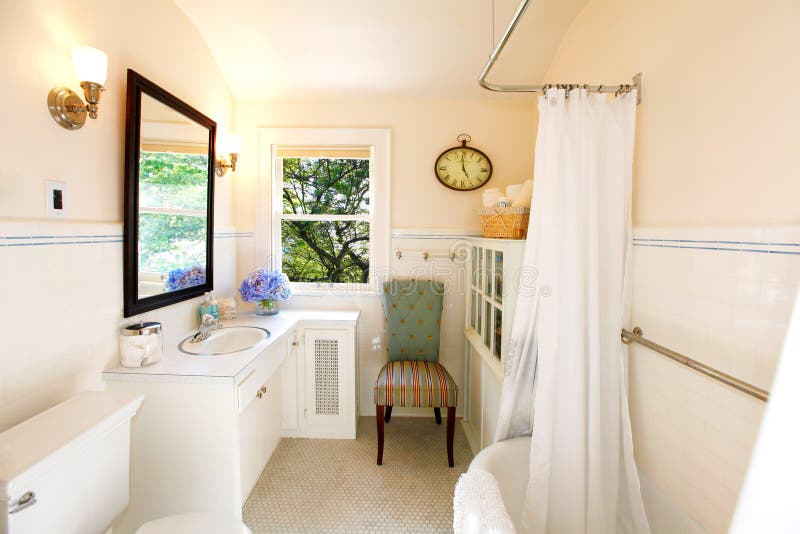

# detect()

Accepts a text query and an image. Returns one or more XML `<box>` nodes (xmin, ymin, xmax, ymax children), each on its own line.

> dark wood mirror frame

<box><xmin>123</xmin><ymin>69</ymin><xmax>216</xmax><ymax>317</ymax></box>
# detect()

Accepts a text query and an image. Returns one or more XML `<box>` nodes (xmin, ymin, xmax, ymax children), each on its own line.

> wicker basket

<box><xmin>479</xmin><ymin>207</ymin><xmax>530</xmax><ymax>239</ymax></box>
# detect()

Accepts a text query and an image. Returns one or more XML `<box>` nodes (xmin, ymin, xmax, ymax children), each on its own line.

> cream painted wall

<box><xmin>1</xmin><ymin>0</ymin><xmax>234</xmax><ymax>225</ymax></box>
<box><xmin>234</xmin><ymin>97</ymin><xmax>538</xmax><ymax>231</ymax></box>
<box><xmin>0</xmin><ymin>0</ymin><xmax>235</xmax><ymax>430</ymax></box>
<box><xmin>545</xmin><ymin>0</ymin><xmax>800</xmax><ymax>226</ymax></box>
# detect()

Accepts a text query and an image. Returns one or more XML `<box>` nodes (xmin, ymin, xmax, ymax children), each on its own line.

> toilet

<box><xmin>136</xmin><ymin>512</ymin><xmax>251</xmax><ymax>533</ymax></box>
<box><xmin>0</xmin><ymin>391</ymin><xmax>250</xmax><ymax>534</ymax></box>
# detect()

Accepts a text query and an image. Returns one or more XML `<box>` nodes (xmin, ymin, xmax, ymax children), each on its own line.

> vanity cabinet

<box><xmin>462</xmin><ymin>238</ymin><xmax>525</xmax><ymax>452</ymax></box>
<box><xmin>103</xmin><ymin>310</ymin><xmax>359</xmax><ymax>533</ymax></box>
<box><xmin>282</xmin><ymin>325</ymin><xmax>357</xmax><ymax>439</ymax></box>
<box><xmin>239</xmin><ymin>357</ymin><xmax>283</xmax><ymax>501</ymax></box>
<box><xmin>104</xmin><ymin>336</ymin><xmax>288</xmax><ymax>533</ymax></box>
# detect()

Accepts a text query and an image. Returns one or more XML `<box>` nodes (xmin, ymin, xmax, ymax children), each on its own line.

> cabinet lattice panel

<box><xmin>313</xmin><ymin>339</ymin><xmax>340</xmax><ymax>416</ymax></box>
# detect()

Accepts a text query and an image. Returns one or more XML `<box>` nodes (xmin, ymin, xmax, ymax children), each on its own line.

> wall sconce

<box><xmin>216</xmin><ymin>134</ymin><xmax>242</xmax><ymax>177</ymax></box>
<box><xmin>48</xmin><ymin>46</ymin><xmax>108</xmax><ymax>130</ymax></box>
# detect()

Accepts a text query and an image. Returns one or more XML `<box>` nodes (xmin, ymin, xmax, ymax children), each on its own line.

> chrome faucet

<box><xmin>190</xmin><ymin>313</ymin><xmax>222</xmax><ymax>342</ymax></box>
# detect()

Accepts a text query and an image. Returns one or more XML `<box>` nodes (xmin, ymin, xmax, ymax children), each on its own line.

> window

<box><xmin>259</xmin><ymin>129</ymin><xmax>390</xmax><ymax>293</ymax></box>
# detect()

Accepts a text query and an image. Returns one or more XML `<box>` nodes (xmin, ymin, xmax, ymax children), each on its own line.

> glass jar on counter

<box><xmin>119</xmin><ymin>321</ymin><xmax>163</xmax><ymax>367</ymax></box>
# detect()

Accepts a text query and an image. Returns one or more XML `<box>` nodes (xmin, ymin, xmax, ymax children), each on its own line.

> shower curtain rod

<box><xmin>622</xmin><ymin>327</ymin><xmax>770</xmax><ymax>402</ymax></box>
<box><xmin>478</xmin><ymin>0</ymin><xmax>642</xmax><ymax>105</ymax></box>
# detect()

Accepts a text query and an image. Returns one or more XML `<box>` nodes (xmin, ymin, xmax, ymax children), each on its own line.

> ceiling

<box><xmin>172</xmin><ymin>0</ymin><xmax>588</xmax><ymax>100</ymax></box>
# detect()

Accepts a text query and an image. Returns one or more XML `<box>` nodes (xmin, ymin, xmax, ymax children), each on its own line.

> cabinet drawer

<box><xmin>237</xmin><ymin>358</ymin><xmax>272</xmax><ymax>413</ymax></box>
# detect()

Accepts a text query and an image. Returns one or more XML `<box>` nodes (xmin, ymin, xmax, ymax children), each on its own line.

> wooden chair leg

<box><xmin>434</xmin><ymin>407</ymin><xmax>442</xmax><ymax>425</ymax></box>
<box><xmin>446</xmin><ymin>406</ymin><xmax>456</xmax><ymax>468</ymax></box>
<box><xmin>384</xmin><ymin>405</ymin><xmax>392</xmax><ymax>423</ymax></box>
<box><xmin>376</xmin><ymin>405</ymin><xmax>385</xmax><ymax>465</ymax></box>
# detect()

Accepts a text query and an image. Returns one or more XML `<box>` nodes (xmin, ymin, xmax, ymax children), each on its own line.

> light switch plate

<box><xmin>45</xmin><ymin>180</ymin><xmax>67</xmax><ymax>218</ymax></box>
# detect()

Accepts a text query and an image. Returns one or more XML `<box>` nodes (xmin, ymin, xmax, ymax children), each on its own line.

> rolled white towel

<box><xmin>511</xmin><ymin>180</ymin><xmax>533</xmax><ymax>208</ymax></box>
<box><xmin>506</xmin><ymin>183</ymin><xmax>523</xmax><ymax>202</ymax></box>
<box><xmin>482</xmin><ymin>188</ymin><xmax>503</xmax><ymax>208</ymax></box>
<box><xmin>453</xmin><ymin>468</ymin><xmax>517</xmax><ymax>534</ymax></box>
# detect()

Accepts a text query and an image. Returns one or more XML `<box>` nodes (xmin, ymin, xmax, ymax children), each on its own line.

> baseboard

<box><xmin>460</xmin><ymin>419</ymin><xmax>481</xmax><ymax>455</ymax></box>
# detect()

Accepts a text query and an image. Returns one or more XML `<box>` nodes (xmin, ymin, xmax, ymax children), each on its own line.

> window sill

<box><xmin>289</xmin><ymin>284</ymin><xmax>380</xmax><ymax>297</ymax></box>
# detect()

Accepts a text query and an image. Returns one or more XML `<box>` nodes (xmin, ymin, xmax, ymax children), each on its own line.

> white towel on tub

<box><xmin>453</xmin><ymin>468</ymin><xmax>517</xmax><ymax>534</ymax></box>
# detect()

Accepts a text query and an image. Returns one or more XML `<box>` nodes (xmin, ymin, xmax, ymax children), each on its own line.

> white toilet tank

<box><xmin>0</xmin><ymin>391</ymin><xmax>144</xmax><ymax>534</ymax></box>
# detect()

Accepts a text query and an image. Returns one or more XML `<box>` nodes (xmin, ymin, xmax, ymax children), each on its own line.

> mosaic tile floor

<box><xmin>243</xmin><ymin>416</ymin><xmax>473</xmax><ymax>533</ymax></box>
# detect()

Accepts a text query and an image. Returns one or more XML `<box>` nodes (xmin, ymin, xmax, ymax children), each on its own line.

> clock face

<box><xmin>435</xmin><ymin>146</ymin><xmax>493</xmax><ymax>191</ymax></box>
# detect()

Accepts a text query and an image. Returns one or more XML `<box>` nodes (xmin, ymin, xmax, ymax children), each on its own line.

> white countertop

<box><xmin>103</xmin><ymin>309</ymin><xmax>359</xmax><ymax>385</ymax></box>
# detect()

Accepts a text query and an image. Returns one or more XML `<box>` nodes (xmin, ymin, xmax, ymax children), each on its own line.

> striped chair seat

<box><xmin>374</xmin><ymin>360</ymin><xmax>458</xmax><ymax>408</ymax></box>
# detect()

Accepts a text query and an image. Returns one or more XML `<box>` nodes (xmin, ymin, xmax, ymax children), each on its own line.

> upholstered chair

<box><xmin>374</xmin><ymin>279</ymin><xmax>458</xmax><ymax>467</ymax></box>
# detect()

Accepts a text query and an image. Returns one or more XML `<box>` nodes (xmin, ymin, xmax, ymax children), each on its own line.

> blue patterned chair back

<box><xmin>381</xmin><ymin>279</ymin><xmax>444</xmax><ymax>362</ymax></box>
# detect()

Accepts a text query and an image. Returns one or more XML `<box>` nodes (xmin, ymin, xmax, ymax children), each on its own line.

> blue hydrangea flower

<box><xmin>239</xmin><ymin>268</ymin><xmax>292</xmax><ymax>303</ymax></box>
<box><xmin>165</xmin><ymin>265</ymin><xmax>206</xmax><ymax>291</ymax></box>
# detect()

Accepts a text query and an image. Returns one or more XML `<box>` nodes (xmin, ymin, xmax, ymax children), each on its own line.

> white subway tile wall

<box><xmin>630</xmin><ymin>225</ymin><xmax>800</xmax><ymax>534</ymax></box>
<box><xmin>0</xmin><ymin>220</ymin><xmax>241</xmax><ymax>431</ymax></box>
<box><xmin>5</xmin><ymin>219</ymin><xmax>793</xmax><ymax>533</ymax></box>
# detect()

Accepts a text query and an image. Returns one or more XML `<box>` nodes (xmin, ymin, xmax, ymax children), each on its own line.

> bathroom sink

<box><xmin>178</xmin><ymin>326</ymin><xmax>270</xmax><ymax>356</ymax></box>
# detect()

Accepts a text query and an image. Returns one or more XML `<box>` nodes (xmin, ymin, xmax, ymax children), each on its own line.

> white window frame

<box><xmin>257</xmin><ymin>128</ymin><xmax>391</xmax><ymax>295</ymax></box>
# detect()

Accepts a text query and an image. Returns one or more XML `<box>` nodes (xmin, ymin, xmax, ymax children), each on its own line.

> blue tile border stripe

<box><xmin>214</xmin><ymin>232</ymin><xmax>254</xmax><ymax>239</ymax></box>
<box><xmin>0</xmin><ymin>231</ymin><xmax>253</xmax><ymax>247</ymax></box>
<box><xmin>633</xmin><ymin>238</ymin><xmax>800</xmax><ymax>255</ymax></box>
<box><xmin>0</xmin><ymin>235</ymin><xmax>123</xmax><ymax>247</ymax></box>
<box><xmin>634</xmin><ymin>238</ymin><xmax>800</xmax><ymax>247</ymax></box>
<box><xmin>1</xmin><ymin>232</ymin><xmax>794</xmax><ymax>252</ymax></box>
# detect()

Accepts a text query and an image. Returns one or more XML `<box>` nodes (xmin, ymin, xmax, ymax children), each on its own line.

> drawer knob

<box><xmin>256</xmin><ymin>385</ymin><xmax>267</xmax><ymax>399</ymax></box>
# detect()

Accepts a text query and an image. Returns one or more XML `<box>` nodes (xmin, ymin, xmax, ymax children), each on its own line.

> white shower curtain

<box><xmin>494</xmin><ymin>87</ymin><xmax>650</xmax><ymax>534</ymax></box>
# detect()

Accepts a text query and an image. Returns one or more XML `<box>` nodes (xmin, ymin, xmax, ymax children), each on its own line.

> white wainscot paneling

<box><xmin>630</xmin><ymin>225</ymin><xmax>800</xmax><ymax>534</ymax></box>
<box><xmin>0</xmin><ymin>220</ymin><xmax>247</xmax><ymax>432</ymax></box>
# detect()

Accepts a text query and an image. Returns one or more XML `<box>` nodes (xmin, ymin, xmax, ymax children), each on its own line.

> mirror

<box><xmin>123</xmin><ymin>69</ymin><xmax>216</xmax><ymax>317</ymax></box>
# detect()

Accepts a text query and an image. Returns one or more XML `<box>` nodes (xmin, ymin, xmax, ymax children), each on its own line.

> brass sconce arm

<box><xmin>215</xmin><ymin>152</ymin><xmax>239</xmax><ymax>177</ymax></box>
<box><xmin>48</xmin><ymin>82</ymin><xmax>106</xmax><ymax>130</ymax></box>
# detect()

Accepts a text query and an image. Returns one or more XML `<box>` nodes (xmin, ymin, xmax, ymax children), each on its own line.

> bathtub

<box><xmin>467</xmin><ymin>437</ymin><xmax>706</xmax><ymax>534</ymax></box>
<box><xmin>468</xmin><ymin>436</ymin><xmax>531</xmax><ymax>531</ymax></box>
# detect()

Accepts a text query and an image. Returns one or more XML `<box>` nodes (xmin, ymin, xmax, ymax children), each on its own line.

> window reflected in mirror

<box><xmin>137</xmin><ymin>94</ymin><xmax>209</xmax><ymax>298</ymax></box>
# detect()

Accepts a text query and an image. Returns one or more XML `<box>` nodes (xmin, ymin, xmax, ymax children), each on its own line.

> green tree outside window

<box><xmin>138</xmin><ymin>151</ymin><xmax>208</xmax><ymax>273</ymax></box>
<box><xmin>281</xmin><ymin>158</ymin><xmax>370</xmax><ymax>283</ymax></box>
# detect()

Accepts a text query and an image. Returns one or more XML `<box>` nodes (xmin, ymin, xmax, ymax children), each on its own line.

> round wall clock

<box><xmin>434</xmin><ymin>134</ymin><xmax>493</xmax><ymax>191</ymax></box>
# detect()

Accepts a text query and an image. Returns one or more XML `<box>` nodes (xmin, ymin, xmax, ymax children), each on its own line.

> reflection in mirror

<box><xmin>137</xmin><ymin>95</ymin><xmax>209</xmax><ymax>298</ymax></box>
<box><xmin>124</xmin><ymin>69</ymin><xmax>215</xmax><ymax>317</ymax></box>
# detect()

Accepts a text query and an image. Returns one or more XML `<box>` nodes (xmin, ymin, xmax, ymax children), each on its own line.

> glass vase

<box><xmin>255</xmin><ymin>299</ymin><xmax>278</xmax><ymax>316</ymax></box>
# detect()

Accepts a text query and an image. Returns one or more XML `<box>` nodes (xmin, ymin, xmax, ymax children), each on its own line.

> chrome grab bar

<box><xmin>622</xmin><ymin>327</ymin><xmax>769</xmax><ymax>402</ymax></box>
